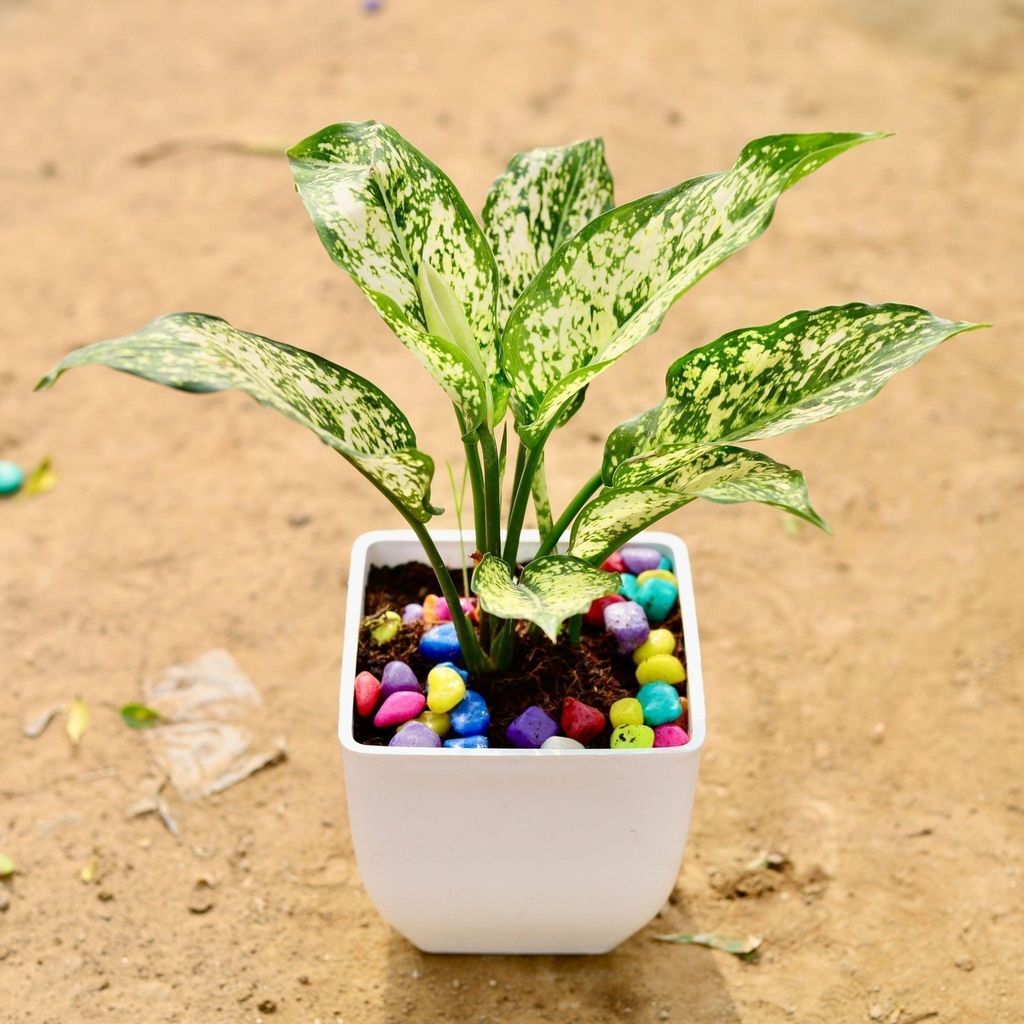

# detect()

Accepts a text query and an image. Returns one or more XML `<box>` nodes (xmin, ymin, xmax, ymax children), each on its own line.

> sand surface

<box><xmin>1</xmin><ymin>1</ymin><xmax>1022</xmax><ymax>1021</ymax></box>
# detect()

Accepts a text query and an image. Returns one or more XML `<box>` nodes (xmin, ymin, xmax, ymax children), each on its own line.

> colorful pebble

<box><xmin>610</xmin><ymin>697</ymin><xmax>644</xmax><ymax>728</ymax></box>
<box><xmin>541</xmin><ymin>736</ymin><xmax>584</xmax><ymax>750</ymax></box>
<box><xmin>653</xmin><ymin>724</ymin><xmax>690</xmax><ymax>748</ymax></box>
<box><xmin>637</xmin><ymin>578</ymin><xmax>678</xmax><ymax>623</ymax></box>
<box><xmin>560</xmin><ymin>697</ymin><xmax>605</xmax><ymax>744</ymax></box>
<box><xmin>584</xmin><ymin>593</ymin><xmax>625</xmax><ymax>628</ymax></box>
<box><xmin>419</xmin><ymin>622</ymin><xmax>462</xmax><ymax>663</ymax></box>
<box><xmin>422</xmin><ymin>594</ymin><xmax>442</xmax><ymax>624</ymax></box>
<box><xmin>637</xmin><ymin>568</ymin><xmax>677</xmax><ymax>586</ymax></box>
<box><xmin>448</xmin><ymin>690</ymin><xmax>490</xmax><ymax>736</ymax></box>
<box><xmin>437</xmin><ymin>660</ymin><xmax>469</xmax><ymax>682</ymax></box>
<box><xmin>389</xmin><ymin>721</ymin><xmax>441</xmax><ymax>748</ymax></box>
<box><xmin>658</xmin><ymin>555</ymin><xmax>673</xmax><ymax>571</ymax></box>
<box><xmin>401</xmin><ymin>603</ymin><xmax>423</xmax><ymax>623</ymax></box>
<box><xmin>637</xmin><ymin>682</ymin><xmax>684</xmax><ymax>726</ymax></box>
<box><xmin>610</xmin><ymin>723</ymin><xmax>655</xmax><ymax>748</ymax></box>
<box><xmin>435</xmin><ymin>596</ymin><xmax>476</xmax><ymax>622</ymax></box>
<box><xmin>413</xmin><ymin>710</ymin><xmax>451</xmax><ymax>736</ymax></box>
<box><xmin>635</xmin><ymin>653</ymin><xmax>686</xmax><ymax>686</ymax></box>
<box><xmin>618</xmin><ymin>573</ymin><xmax>640</xmax><ymax>600</ymax></box>
<box><xmin>426</xmin><ymin>665</ymin><xmax>466</xmax><ymax>713</ymax></box>
<box><xmin>632</xmin><ymin>628</ymin><xmax>676</xmax><ymax>665</ymax></box>
<box><xmin>601</xmin><ymin>551</ymin><xmax>627</xmax><ymax>573</ymax></box>
<box><xmin>621</xmin><ymin>545</ymin><xmax>662</xmax><ymax>575</ymax></box>
<box><xmin>444</xmin><ymin>735</ymin><xmax>489</xmax><ymax>749</ymax></box>
<box><xmin>380</xmin><ymin>660</ymin><xmax>420</xmax><ymax>698</ymax></box>
<box><xmin>374</xmin><ymin>691</ymin><xmax>426</xmax><ymax>728</ymax></box>
<box><xmin>0</xmin><ymin>460</ymin><xmax>24</xmax><ymax>496</ymax></box>
<box><xmin>370</xmin><ymin>611</ymin><xmax>401</xmax><ymax>644</ymax></box>
<box><xmin>354</xmin><ymin>670</ymin><xmax>381</xmax><ymax>718</ymax></box>
<box><xmin>603</xmin><ymin>600</ymin><xmax>650</xmax><ymax>654</ymax></box>
<box><xmin>506</xmin><ymin>705</ymin><xmax>558</xmax><ymax>749</ymax></box>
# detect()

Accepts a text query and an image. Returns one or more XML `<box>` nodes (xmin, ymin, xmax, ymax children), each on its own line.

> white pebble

<box><xmin>541</xmin><ymin>735</ymin><xmax>584</xmax><ymax>750</ymax></box>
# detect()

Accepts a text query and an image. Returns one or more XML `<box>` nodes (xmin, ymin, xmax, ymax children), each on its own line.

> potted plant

<box><xmin>37</xmin><ymin>122</ymin><xmax>984</xmax><ymax>954</ymax></box>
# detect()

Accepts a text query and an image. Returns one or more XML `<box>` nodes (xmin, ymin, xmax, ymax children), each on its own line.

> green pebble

<box><xmin>610</xmin><ymin>723</ymin><xmax>655</xmax><ymax>749</ymax></box>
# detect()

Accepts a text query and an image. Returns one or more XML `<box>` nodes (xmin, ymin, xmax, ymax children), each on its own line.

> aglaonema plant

<box><xmin>37</xmin><ymin>122</ymin><xmax>985</xmax><ymax>676</ymax></box>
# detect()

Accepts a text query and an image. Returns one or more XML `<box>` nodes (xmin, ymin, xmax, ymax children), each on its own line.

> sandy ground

<box><xmin>2</xmin><ymin>0</ymin><xmax>1023</xmax><ymax>1021</ymax></box>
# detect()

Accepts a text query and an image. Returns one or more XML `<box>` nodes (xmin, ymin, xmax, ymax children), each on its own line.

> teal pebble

<box><xmin>619</xmin><ymin>573</ymin><xmax>639</xmax><ymax>601</ymax></box>
<box><xmin>658</xmin><ymin>556</ymin><xmax>673</xmax><ymax>571</ymax></box>
<box><xmin>637</xmin><ymin>682</ymin><xmax>683</xmax><ymax>726</ymax></box>
<box><xmin>638</xmin><ymin>578</ymin><xmax>678</xmax><ymax>623</ymax></box>
<box><xmin>0</xmin><ymin>460</ymin><xmax>24</xmax><ymax>496</ymax></box>
<box><xmin>444</xmin><ymin>735</ymin><xmax>489</xmax><ymax>749</ymax></box>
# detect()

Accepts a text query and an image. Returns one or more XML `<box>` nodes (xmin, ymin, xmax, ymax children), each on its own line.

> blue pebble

<box><xmin>0</xmin><ymin>460</ymin><xmax>24</xmax><ymax>497</ymax></box>
<box><xmin>637</xmin><ymin>682</ymin><xmax>683</xmax><ymax>726</ymax></box>
<box><xmin>444</xmin><ymin>735</ymin><xmax>489</xmax><ymax>749</ymax></box>
<box><xmin>437</xmin><ymin>660</ymin><xmax>469</xmax><ymax>683</ymax></box>
<box><xmin>658</xmin><ymin>556</ymin><xmax>673</xmax><ymax>572</ymax></box>
<box><xmin>449</xmin><ymin>690</ymin><xmax>490</xmax><ymax>737</ymax></box>
<box><xmin>638</xmin><ymin>578</ymin><xmax>678</xmax><ymax>623</ymax></box>
<box><xmin>419</xmin><ymin>623</ymin><xmax>462</xmax><ymax>663</ymax></box>
<box><xmin>619</xmin><ymin>573</ymin><xmax>639</xmax><ymax>600</ymax></box>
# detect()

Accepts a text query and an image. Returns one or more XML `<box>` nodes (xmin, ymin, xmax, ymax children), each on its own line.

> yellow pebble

<box><xmin>426</xmin><ymin>666</ymin><xmax>466</xmax><ymax>713</ymax></box>
<box><xmin>610</xmin><ymin>697</ymin><xmax>644</xmax><ymax>728</ymax></box>
<box><xmin>637</xmin><ymin>569</ymin><xmax>677</xmax><ymax>587</ymax></box>
<box><xmin>610</xmin><ymin>724</ymin><xmax>655</xmax><ymax>749</ymax></box>
<box><xmin>415</xmin><ymin>710</ymin><xmax>450</xmax><ymax>736</ymax></box>
<box><xmin>632</xmin><ymin>628</ymin><xmax>677</xmax><ymax>665</ymax></box>
<box><xmin>636</xmin><ymin>653</ymin><xmax>686</xmax><ymax>686</ymax></box>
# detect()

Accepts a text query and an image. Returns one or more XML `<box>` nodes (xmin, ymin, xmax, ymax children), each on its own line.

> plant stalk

<box><xmin>502</xmin><ymin>440</ymin><xmax>547</xmax><ymax>564</ymax></box>
<box><xmin>531</xmin><ymin>452</ymin><xmax>554</xmax><ymax>538</ymax></box>
<box><xmin>533</xmin><ymin>470</ymin><xmax>603</xmax><ymax>558</ymax></box>
<box><xmin>477</xmin><ymin>424</ymin><xmax>502</xmax><ymax>556</ymax></box>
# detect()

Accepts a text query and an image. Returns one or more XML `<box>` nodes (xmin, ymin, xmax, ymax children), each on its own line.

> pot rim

<box><xmin>339</xmin><ymin>529</ymin><xmax>706</xmax><ymax>759</ymax></box>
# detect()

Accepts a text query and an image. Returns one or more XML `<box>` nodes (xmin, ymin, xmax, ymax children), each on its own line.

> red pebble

<box><xmin>561</xmin><ymin>697</ymin><xmax>606</xmax><ymax>745</ymax></box>
<box><xmin>601</xmin><ymin>551</ymin><xmax>627</xmax><ymax>573</ymax></box>
<box><xmin>354</xmin><ymin>671</ymin><xmax>381</xmax><ymax>718</ymax></box>
<box><xmin>585</xmin><ymin>593</ymin><xmax>625</xmax><ymax>628</ymax></box>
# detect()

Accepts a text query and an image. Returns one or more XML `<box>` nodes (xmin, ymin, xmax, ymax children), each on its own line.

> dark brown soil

<box><xmin>354</xmin><ymin>561</ymin><xmax>687</xmax><ymax>747</ymax></box>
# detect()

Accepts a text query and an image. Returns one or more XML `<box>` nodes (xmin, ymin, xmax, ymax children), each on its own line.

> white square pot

<box><xmin>339</xmin><ymin>530</ymin><xmax>706</xmax><ymax>955</ymax></box>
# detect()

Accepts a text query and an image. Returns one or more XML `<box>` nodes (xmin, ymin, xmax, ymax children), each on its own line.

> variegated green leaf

<box><xmin>603</xmin><ymin>303</ymin><xmax>985</xmax><ymax>480</ymax></box>
<box><xmin>483</xmin><ymin>138</ymin><xmax>613</xmax><ymax>325</ymax></box>
<box><xmin>288</xmin><ymin>121</ymin><xmax>501</xmax><ymax>427</ymax></box>
<box><xmin>472</xmin><ymin>553</ymin><xmax>619</xmax><ymax>641</ymax></box>
<box><xmin>570</xmin><ymin>447</ymin><xmax>824</xmax><ymax>563</ymax></box>
<box><xmin>36</xmin><ymin>313</ymin><xmax>438</xmax><ymax>521</ymax></box>
<box><xmin>502</xmin><ymin>132</ymin><xmax>888</xmax><ymax>445</ymax></box>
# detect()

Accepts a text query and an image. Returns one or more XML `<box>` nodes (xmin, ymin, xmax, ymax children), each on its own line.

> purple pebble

<box><xmin>621</xmin><ymin>545</ymin><xmax>663</xmax><ymax>575</ymax></box>
<box><xmin>506</xmin><ymin>705</ymin><xmax>559</xmax><ymax>749</ymax></box>
<box><xmin>402</xmin><ymin>603</ymin><xmax>423</xmax><ymax>623</ymax></box>
<box><xmin>380</xmin><ymin>660</ymin><xmax>420</xmax><ymax>698</ymax></box>
<box><xmin>389</xmin><ymin>721</ymin><xmax>441</xmax><ymax>748</ymax></box>
<box><xmin>603</xmin><ymin>600</ymin><xmax>650</xmax><ymax>654</ymax></box>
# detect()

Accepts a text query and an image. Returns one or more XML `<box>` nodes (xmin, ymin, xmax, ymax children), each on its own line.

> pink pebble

<box><xmin>354</xmin><ymin>671</ymin><xmax>381</xmax><ymax>718</ymax></box>
<box><xmin>374</xmin><ymin>691</ymin><xmax>426</xmax><ymax>728</ymax></box>
<box><xmin>435</xmin><ymin>596</ymin><xmax>476</xmax><ymax>622</ymax></box>
<box><xmin>653</xmin><ymin>724</ymin><xmax>690</xmax><ymax>748</ymax></box>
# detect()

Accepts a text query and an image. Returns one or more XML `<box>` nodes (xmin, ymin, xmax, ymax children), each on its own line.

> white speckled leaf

<box><xmin>471</xmin><ymin>553</ymin><xmax>619</xmax><ymax>641</ymax></box>
<box><xmin>36</xmin><ymin>313</ymin><xmax>438</xmax><ymax>521</ymax></box>
<box><xmin>502</xmin><ymin>132</ymin><xmax>888</xmax><ymax>445</ymax></box>
<box><xmin>570</xmin><ymin>447</ymin><xmax>824</xmax><ymax>563</ymax></box>
<box><xmin>288</xmin><ymin>121</ymin><xmax>500</xmax><ymax>427</ymax></box>
<box><xmin>603</xmin><ymin>303</ymin><xmax>984</xmax><ymax>480</ymax></box>
<box><xmin>483</xmin><ymin>138</ymin><xmax>613</xmax><ymax>325</ymax></box>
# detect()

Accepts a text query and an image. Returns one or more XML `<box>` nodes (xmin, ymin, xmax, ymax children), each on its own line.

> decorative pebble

<box><xmin>584</xmin><ymin>593</ymin><xmax>624</xmax><ymax>628</ymax></box>
<box><xmin>401</xmin><ymin>603</ymin><xmax>423</xmax><ymax>623</ymax></box>
<box><xmin>601</xmin><ymin>551</ymin><xmax>627</xmax><ymax>573</ymax></box>
<box><xmin>422</xmin><ymin>594</ymin><xmax>442</xmax><ymax>624</ymax></box>
<box><xmin>354</xmin><ymin>671</ymin><xmax>381</xmax><ymax>718</ymax></box>
<box><xmin>560</xmin><ymin>697</ymin><xmax>605</xmax><ymax>744</ymax></box>
<box><xmin>437</xmin><ymin>660</ymin><xmax>469</xmax><ymax>682</ymax></box>
<box><xmin>413</xmin><ymin>710</ymin><xmax>450</xmax><ymax>736</ymax></box>
<box><xmin>541</xmin><ymin>736</ymin><xmax>584</xmax><ymax>750</ymax></box>
<box><xmin>610</xmin><ymin>723</ymin><xmax>655</xmax><ymax>748</ymax></box>
<box><xmin>636</xmin><ymin>569</ymin><xmax>677</xmax><ymax>587</ymax></box>
<box><xmin>374</xmin><ymin>691</ymin><xmax>426</xmax><ymax>728</ymax></box>
<box><xmin>618</xmin><ymin>573</ymin><xmax>640</xmax><ymax>600</ymax></box>
<box><xmin>435</xmin><ymin>596</ymin><xmax>476</xmax><ymax>622</ymax></box>
<box><xmin>0</xmin><ymin>460</ymin><xmax>24</xmax><ymax>496</ymax></box>
<box><xmin>635</xmin><ymin>653</ymin><xmax>686</xmax><ymax>686</ymax></box>
<box><xmin>370</xmin><ymin>611</ymin><xmax>401</xmax><ymax>644</ymax></box>
<box><xmin>426</xmin><ymin>665</ymin><xmax>466</xmax><ymax>713</ymax></box>
<box><xmin>653</xmin><ymin>724</ymin><xmax>690</xmax><ymax>748</ymax></box>
<box><xmin>448</xmin><ymin>690</ymin><xmax>490</xmax><ymax>736</ymax></box>
<box><xmin>506</xmin><ymin>706</ymin><xmax>558</xmax><ymax>749</ymax></box>
<box><xmin>632</xmin><ymin>628</ymin><xmax>676</xmax><ymax>665</ymax></box>
<box><xmin>380</xmin><ymin>660</ymin><xmax>420</xmax><ymax>698</ymax></box>
<box><xmin>658</xmin><ymin>555</ymin><xmax>673</xmax><ymax>571</ymax></box>
<box><xmin>637</xmin><ymin>577</ymin><xmax>679</xmax><ymax>623</ymax></box>
<box><xmin>610</xmin><ymin>697</ymin><xmax>644</xmax><ymax>728</ymax></box>
<box><xmin>444</xmin><ymin>735</ymin><xmax>489</xmax><ymax>749</ymax></box>
<box><xmin>603</xmin><ymin>600</ymin><xmax>650</xmax><ymax>654</ymax></box>
<box><xmin>389</xmin><ymin>721</ymin><xmax>441</xmax><ymax>747</ymax></box>
<box><xmin>621</xmin><ymin>545</ymin><xmax>662</xmax><ymax>575</ymax></box>
<box><xmin>419</xmin><ymin>623</ymin><xmax>462</xmax><ymax>663</ymax></box>
<box><xmin>637</xmin><ymin>683</ymin><xmax>684</xmax><ymax>726</ymax></box>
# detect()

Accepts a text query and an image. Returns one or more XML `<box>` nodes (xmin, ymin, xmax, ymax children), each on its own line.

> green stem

<box><xmin>502</xmin><ymin>440</ymin><xmax>548</xmax><ymax>564</ymax></box>
<box><xmin>531</xmin><ymin>452</ymin><xmax>554</xmax><ymax>538</ymax></box>
<box><xmin>462</xmin><ymin>434</ymin><xmax>487</xmax><ymax>556</ymax></box>
<box><xmin>534</xmin><ymin>469</ymin><xmax>603</xmax><ymax>559</ymax></box>
<box><xmin>568</xmin><ymin>614</ymin><xmax>582</xmax><ymax>646</ymax></box>
<box><xmin>477</xmin><ymin>425</ymin><xmax>502</xmax><ymax>556</ymax></box>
